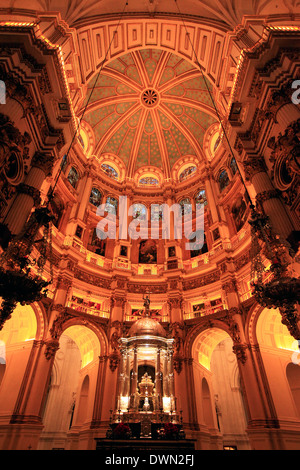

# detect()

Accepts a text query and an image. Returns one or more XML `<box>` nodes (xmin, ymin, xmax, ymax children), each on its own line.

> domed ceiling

<box><xmin>80</xmin><ymin>48</ymin><xmax>217</xmax><ymax>179</ymax></box>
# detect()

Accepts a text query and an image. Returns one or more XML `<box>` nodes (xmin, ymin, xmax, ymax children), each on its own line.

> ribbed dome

<box><xmin>128</xmin><ymin>316</ymin><xmax>166</xmax><ymax>338</ymax></box>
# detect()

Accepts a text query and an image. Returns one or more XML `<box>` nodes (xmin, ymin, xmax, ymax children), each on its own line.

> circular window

<box><xmin>141</xmin><ymin>89</ymin><xmax>159</xmax><ymax>107</ymax></box>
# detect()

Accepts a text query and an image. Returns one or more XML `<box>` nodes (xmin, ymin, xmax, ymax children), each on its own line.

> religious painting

<box><xmin>190</xmin><ymin>231</ymin><xmax>208</xmax><ymax>258</ymax></box>
<box><xmin>139</xmin><ymin>239</ymin><xmax>157</xmax><ymax>264</ymax></box>
<box><xmin>90</xmin><ymin>228</ymin><xmax>106</xmax><ymax>256</ymax></box>
<box><xmin>168</xmin><ymin>246</ymin><xmax>176</xmax><ymax>258</ymax></box>
<box><xmin>212</xmin><ymin>227</ymin><xmax>220</xmax><ymax>241</ymax></box>
<box><xmin>67</xmin><ymin>166</ymin><xmax>79</xmax><ymax>188</ymax></box>
<box><xmin>193</xmin><ymin>303</ymin><xmax>205</xmax><ymax>312</ymax></box>
<box><xmin>231</xmin><ymin>196</ymin><xmax>247</xmax><ymax>232</ymax></box>
<box><xmin>75</xmin><ymin>225</ymin><xmax>83</xmax><ymax>239</ymax></box>
<box><xmin>120</xmin><ymin>245</ymin><xmax>128</xmax><ymax>257</ymax></box>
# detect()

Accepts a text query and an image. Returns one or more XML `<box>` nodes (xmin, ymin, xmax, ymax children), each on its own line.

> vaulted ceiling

<box><xmin>80</xmin><ymin>49</ymin><xmax>217</xmax><ymax>178</ymax></box>
<box><xmin>2</xmin><ymin>0</ymin><xmax>299</xmax><ymax>28</ymax></box>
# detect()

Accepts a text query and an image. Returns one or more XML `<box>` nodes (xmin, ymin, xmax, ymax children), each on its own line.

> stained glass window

<box><xmin>105</xmin><ymin>196</ymin><xmax>118</xmax><ymax>214</ymax></box>
<box><xmin>101</xmin><ymin>163</ymin><xmax>118</xmax><ymax>180</ymax></box>
<box><xmin>195</xmin><ymin>189</ymin><xmax>207</xmax><ymax>206</ymax></box>
<box><xmin>139</xmin><ymin>177</ymin><xmax>159</xmax><ymax>186</ymax></box>
<box><xmin>230</xmin><ymin>156</ymin><xmax>238</xmax><ymax>175</ymax></box>
<box><xmin>89</xmin><ymin>188</ymin><xmax>102</xmax><ymax>207</ymax></box>
<box><xmin>151</xmin><ymin>205</ymin><xmax>163</xmax><ymax>221</ymax></box>
<box><xmin>132</xmin><ymin>203</ymin><xmax>147</xmax><ymax>220</ymax></box>
<box><xmin>179</xmin><ymin>165</ymin><xmax>196</xmax><ymax>181</ymax></box>
<box><xmin>218</xmin><ymin>169</ymin><xmax>230</xmax><ymax>191</ymax></box>
<box><xmin>67</xmin><ymin>166</ymin><xmax>79</xmax><ymax>188</ymax></box>
<box><xmin>179</xmin><ymin>198</ymin><xmax>192</xmax><ymax>215</ymax></box>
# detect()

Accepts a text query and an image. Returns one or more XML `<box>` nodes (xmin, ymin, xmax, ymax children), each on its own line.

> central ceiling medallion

<box><xmin>141</xmin><ymin>89</ymin><xmax>159</xmax><ymax>107</ymax></box>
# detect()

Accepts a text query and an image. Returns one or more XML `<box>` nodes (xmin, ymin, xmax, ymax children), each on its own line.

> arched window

<box><xmin>132</xmin><ymin>203</ymin><xmax>147</xmax><ymax>220</ymax></box>
<box><xmin>230</xmin><ymin>156</ymin><xmax>238</xmax><ymax>176</ymax></box>
<box><xmin>139</xmin><ymin>177</ymin><xmax>159</xmax><ymax>186</ymax></box>
<box><xmin>61</xmin><ymin>154</ymin><xmax>68</xmax><ymax>173</ymax></box>
<box><xmin>101</xmin><ymin>163</ymin><xmax>118</xmax><ymax>180</ymax></box>
<box><xmin>218</xmin><ymin>169</ymin><xmax>229</xmax><ymax>192</ymax></box>
<box><xmin>195</xmin><ymin>189</ymin><xmax>207</xmax><ymax>206</ymax></box>
<box><xmin>89</xmin><ymin>188</ymin><xmax>102</xmax><ymax>207</ymax></box>
<box><xmin>179</xmin><ymin>166</ymin><xmax>196</xmax><ymax>182</ymax></box>
<box><xmin>105</xmin><ymin>196</ymin><xmax>118</xmax><ymax>214</ymax></box>
<box><xmin>151</xmin><ymin>205</ymin><xmax>163</xmax><ymax>221</ymax></box>
<box><xmin>67</xmin><ymin>166</ymin><xmax>79</xmax><ymax>189</ymax></box>
<box><xmin>179</xmin><ymin>198</ymin><xmax>192</xmax><ymax>215</ymax></box>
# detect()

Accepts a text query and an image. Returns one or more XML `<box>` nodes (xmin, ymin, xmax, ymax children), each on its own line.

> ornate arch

<box><xmin>45</xmin><ymin>309</ymin><xmax>109</xmax><ymax>361</ymax></box>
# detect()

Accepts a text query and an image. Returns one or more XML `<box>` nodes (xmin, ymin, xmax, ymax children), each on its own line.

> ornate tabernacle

<box><xmin>107</xmin><ymin>300</ymin><xmax>182</xmax><ymax>438</ymax></box>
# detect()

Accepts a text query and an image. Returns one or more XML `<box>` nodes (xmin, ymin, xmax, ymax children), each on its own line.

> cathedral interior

<box><xmin>0</xmin><ymin>0</ymin><xmax>300</xmax><ymax>452</ymax></box>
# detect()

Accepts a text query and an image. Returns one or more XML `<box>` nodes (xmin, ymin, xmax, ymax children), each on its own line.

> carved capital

<box><xmin>256</xmin><ymin>189</ymin><xmax>280</xmax><ymax>207</ymax></box>
<box><xmin>50</xmin><ymin>311</ymin><xmax>72</xmax><ymax>339</ymax></box>
<box><xmin>44</xmin><ymin>339</ymin><xmax>60</xmax><ymax>360</ymax></box>
<box><xmin>168</xmin><ymin>297</ymin><xmax>183</xmax><ymax>309</ymax></box>
<box><xmin>16</xmin><ymin>183</ymin><xmax>41</xmax><ymax>207</ymax></box>
<box><xmin>31</xmin><ymin>152</ymin><xmax>55</xmax><ymax>177</ymax></box>
<box><xmin>111</xmin><ymin>295</ymin><xmax>127</xmax><ymax>308</ymax></box>
<box><xmin>222</xmin><ymin>279</ymin><xmax>238</xmax><ymax>294</ymax></box>
<box><xmin>109</xmin><ymin>352</ymin><xmax>120</xmax><ymax>372</ymax></box>
<box><xmin>56</xmin><ymin>276</ymin><xmax>73</xmax><ymax>290</ymax></box>
<box><xmin>243</xmin><ymin>157</ymin><xmax>266</xmax><ymax>181</ymax></box>
<box><xmin>232</xmin><ymin>343</ymin><xmax>248</xmax><ymax>364</ymax></box>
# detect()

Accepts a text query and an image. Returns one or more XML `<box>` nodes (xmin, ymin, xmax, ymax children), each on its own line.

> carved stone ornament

<box><xmin>44</xmin><ymin>339</ymin><xmax>60</xmax><ymax>360</ymax></box>
<box><xmin>232</xmin><ymin>343</ymin><xmax>248</xmax><ymax>364</ymax></box>
<box><xmin>243</xmin><ymin>157</ymin><xmax>266</xmax><ymax>181</ymax></box>
<box><xmin>50</xmin><ymin>311</ymin><xmax>72</xmax><ymax>339</ymax></box>
<box><xmin>109</xmin><ymin>352</ymin><xmax>120</xmax><ymax>372</ymax></box>
<box><xmin>31</xmin><ymin>151</ymin><xmax>55</xmax><ymax>177</ymax></box>
<box><xmin>16</xmin><ymin>183</ymin><xmax>41</xmax><ymax>207</ymax></box>
<box><xmin>173</xmin><ymin>354</ymin><xmax>183</xmax><ymax>374</ymax></box>
<box><xmin>222</xmin><ymin>279</ymin><xmax>238</xmax><ymax>294</ymax></box>
<box><xmin>256</xmin><ymin>189</ymin><xmax>281</xmax><ymax>210</ymax></box>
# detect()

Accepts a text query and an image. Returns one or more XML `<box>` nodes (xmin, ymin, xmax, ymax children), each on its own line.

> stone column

<box><xmin>110</xmin><ymin>295</ymin><xmax>126</xmax><ymax>324</ymax></box>
<box><xmin>243</xmin><ymin>156</ymin><xmax>294</xmax><ymax>242</ymax></box>
<box><xmin>76</xmin><ymin>169</ymin><xmax>93</xmax><ymax>221</ymax></box>
<box><xmin>276</xmin><ymin>103</ymin><xmax>300</xmax><ymax>129</ymax></box>
<box><xmin>155</xmin><ymin>347</ymin><xmax>162</xmax><ymax>408</ymax></box>
<box><xmin>130</xmin><ymin>346</ymin><xmax>138</xmax><ymax>408</ymax></box>
<box><xmin>90</xmin><ymin>355</ymin><xmax>109</xmax><ymax>428</ymax></box>
<box><xmin>168</xmin><ymin>296</ymin><xmax>183</xmax><ymax>323</ymax></box>
<box><xmin>117</xmin><ymin>348</ymin><xmax>126</xmax><ymax>398</ymax></box>
<box><xmin>163</xmin><ymin>350</ymin><xmax>169</xmax><ymax>398</ymax></box>
<box><xmin>4</xmin><ymin>152</ymin><xmax>54</xmax><ymax>235</ymax></box>
<box><xmin>124</xmin><ymin>349</ymin><xmax>131</xmax><ymax>397</ymax></box>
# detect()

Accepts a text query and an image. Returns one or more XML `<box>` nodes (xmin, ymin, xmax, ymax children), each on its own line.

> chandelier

<box><xmin>0</xmin><ymin>203</ymin><xmax>54</xmax><ymax>330</ymax></box>
<box><xmin>249</xmin><ymin>206</ymin><xmax>300</xmax><ymax>339</ymax></box>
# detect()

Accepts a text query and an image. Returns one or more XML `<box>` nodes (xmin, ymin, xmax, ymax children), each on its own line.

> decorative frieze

<box><xmin>182</xmin><ymin>270</ymin><xmax>220</xmax><ymax>291</ymax></box>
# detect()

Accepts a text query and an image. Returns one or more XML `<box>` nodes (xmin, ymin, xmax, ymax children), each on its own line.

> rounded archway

<box><xmin>38</xmin><ymin>324</ymin><xmax>102</xmax><ymax>450</ymax></box>
<box><xmin>191</xmin><ymin>327</ymin><xmax>250</xmax><ymax>449</ymax></box>
<box><xmin>255</xmin><ymin>307</ymin><xmax>300</xmax><ymax>429</ymax></box>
